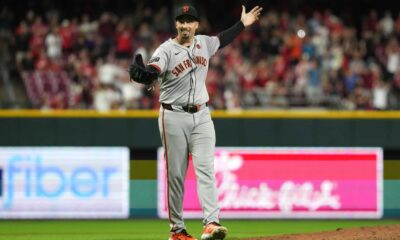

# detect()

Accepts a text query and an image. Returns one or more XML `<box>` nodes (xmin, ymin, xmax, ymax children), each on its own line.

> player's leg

<box><xmin>189</xmin><ymin>108</ymin><xmax>219</xmax><ymax>224</ymax></box>
<box><xmin>159</xmin><ymin>109</ymin><xmax>191</xmax><ymax>232</ymax></box>
<box><xmin>190</xmin><ymin>108</ymin><xmax>228</xmax><ymax>240</ymax></box>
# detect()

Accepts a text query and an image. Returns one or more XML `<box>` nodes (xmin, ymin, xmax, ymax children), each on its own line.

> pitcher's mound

<box><xmin>243</xmin><ymin>224</ymin><xmax>400</xmax><ymax>240</ymax></box>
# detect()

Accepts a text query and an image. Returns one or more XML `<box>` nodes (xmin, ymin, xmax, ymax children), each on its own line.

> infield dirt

<box><xmin>243</xmin><ymin>224</ymin><xmax>400</xmax><ymax>240</ymax></box>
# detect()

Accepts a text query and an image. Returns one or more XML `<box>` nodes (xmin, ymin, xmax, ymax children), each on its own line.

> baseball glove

<box><xmin>128</xmin><ymin>54</ymin><xmax>158</xmax><ymax>85</ymax></box>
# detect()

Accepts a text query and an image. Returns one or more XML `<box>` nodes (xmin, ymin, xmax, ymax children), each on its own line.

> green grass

<box><xmin>0</xmin><ymin>219</ymin><xmax>399</xmax><ymax>240</ymax></box>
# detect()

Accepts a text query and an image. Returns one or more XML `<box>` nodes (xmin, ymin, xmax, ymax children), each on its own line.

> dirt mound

<box><xmin>243</xmin><ymin>224</ymin><xmax>400</xmax><ymax>240</ymax></box>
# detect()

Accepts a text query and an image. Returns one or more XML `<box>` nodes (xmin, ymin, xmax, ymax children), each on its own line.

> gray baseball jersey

<box><xmin>150</xmin><ymin>35</ymin><xmax>221</xmax><ymax>232</ymax></box>
<box><xmin>148</xmin><ymin>35</ymin><xmax>220</xmax><ymax>105</ymax></box>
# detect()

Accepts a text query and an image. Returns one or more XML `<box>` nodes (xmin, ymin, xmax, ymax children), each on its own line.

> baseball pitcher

<box><xmin>129</xmin><ymin>4</ymin><xmax>262</xmax><ymax>240</ymax></box>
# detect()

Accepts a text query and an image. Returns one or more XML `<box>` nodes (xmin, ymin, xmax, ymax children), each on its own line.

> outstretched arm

<box><xmin>218</xmin><ymin>5</ymin><xmax>263</xmax><ymax>49</ymax></box>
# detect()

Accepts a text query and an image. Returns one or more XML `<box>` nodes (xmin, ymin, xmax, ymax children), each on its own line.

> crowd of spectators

<box><xmin>3</xmin><ymin>3</ymin><xmax>400</xmax><ymax>110</ymax></box>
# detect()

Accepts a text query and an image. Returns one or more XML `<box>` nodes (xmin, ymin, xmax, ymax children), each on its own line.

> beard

<box><xmin>180</xmin><ymin>29</ymin><xmax>191</xmax><ymax>39</ymax></box>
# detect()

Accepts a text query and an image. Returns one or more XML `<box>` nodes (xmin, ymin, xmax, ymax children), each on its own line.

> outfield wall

<box><xmin>1</xmin><ymin>110</ymin><xmax>400</xmax><ymax>218</ymax></box>
<box><xmin>2</xmin><ymin>110</ymin><xmax>400</xmax><ymax>148</ymax></box>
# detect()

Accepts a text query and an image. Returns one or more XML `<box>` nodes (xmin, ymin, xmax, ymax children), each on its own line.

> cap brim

<box><xmin>175</xmin><ymin>14</ymin><xmax>199</xmax><ymax>21</ymax></box>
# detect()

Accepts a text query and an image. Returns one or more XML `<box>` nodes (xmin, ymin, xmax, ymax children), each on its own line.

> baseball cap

<box><xmin>174</xmin><ymin>4</ymin><xmax>199</xmax><ymax>21</ymax></box>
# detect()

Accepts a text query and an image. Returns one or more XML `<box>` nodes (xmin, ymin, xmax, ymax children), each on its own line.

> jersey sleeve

<box><xmin>147</xmin><ymin>47</ymin><xmax>168</xmax><ymax>74</ymax></box>
<box><xmin>202</xmin><ymin>35</ymin><xmax>220</xmax><ymax>56</ymax></box>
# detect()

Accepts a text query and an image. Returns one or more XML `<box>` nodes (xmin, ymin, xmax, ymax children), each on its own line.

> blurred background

<box><xmin>1</xmin><ymin>0</ymin><xmax>400</xmax><ymax>111</ymax></box>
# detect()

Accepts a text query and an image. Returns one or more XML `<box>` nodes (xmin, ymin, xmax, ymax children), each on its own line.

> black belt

<box><xmin>162</xmin><ymin>103</ymin><xmax>208</xmax><ymax>113</ymax></box>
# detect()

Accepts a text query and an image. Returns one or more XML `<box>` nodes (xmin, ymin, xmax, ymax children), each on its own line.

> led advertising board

<box><xmin>158</xmin><ymin>147</ymin><xmax>383</xmax><ymax>219</ymax></box>
<box><xmin>0</xmin><ymin>147</ymin><xmax>129</xmax><ymax>218</ymax></box>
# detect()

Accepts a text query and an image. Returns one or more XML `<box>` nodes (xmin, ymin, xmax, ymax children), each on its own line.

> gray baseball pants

<box><xmin>158</xmin><ymin>105</ymin><xmax>220</xmax><ymax>231</ymax></box>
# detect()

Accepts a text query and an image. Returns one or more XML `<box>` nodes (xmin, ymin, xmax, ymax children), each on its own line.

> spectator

<box><xmin>97</xmin><ymin>58</ymin><xmax>120</xmax><ymax>85</ymax></box>
<box><xmin>380</xmin><ymin>11</ymin><xmax>394</xmax><ymax>37</ymax></box>
<box><xmin>14</xmin><ymin>21</ymin><xmax>31</xmax><ymax>66</ymax></box>
<box><xmin>93</xmin><ymin>83</ymin><xmax>122</xmax><ymax>111</ymax></box>
<box><xmin>115</xmin><ymin>21</ymin><xmax>133</xmax><ymax>59</ymax></box>
<box><xmin>385</xmin><ymin>37</ymin><xmax>400</xmax><ymax>75</ymax></box>
<box><xmin>45</xmin><ymin>26</ymin><xmax>62</xmax><ymax>60</ymax></box>
<box><xmin>98</xmin><ymin>12</ymin><xmax>116</xmax><ymax>57</ymax></box>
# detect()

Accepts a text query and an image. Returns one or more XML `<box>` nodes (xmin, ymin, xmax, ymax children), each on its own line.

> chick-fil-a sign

<box><xmin>157</xmin><ymin>147</ymin><xmax>383</xmax><ymax>219</ymax></box>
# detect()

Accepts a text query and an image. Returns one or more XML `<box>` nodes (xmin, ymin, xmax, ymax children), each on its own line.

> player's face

<box><xmin>175</xmin><ymin>16</ymin><xmax>199</xmax><ymax>40</ymax></box>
